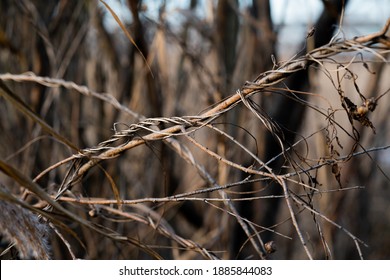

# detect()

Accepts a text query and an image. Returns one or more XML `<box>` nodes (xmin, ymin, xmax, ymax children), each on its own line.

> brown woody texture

<box><xmin>0</xmin><ymin>0</ymin><xmax>389</xmax><ymax>259</ymax></box>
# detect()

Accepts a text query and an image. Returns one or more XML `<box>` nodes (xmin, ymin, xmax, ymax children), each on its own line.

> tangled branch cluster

<box><xmin>1</xmin><ymin>19</ymin><xmax>389</xmax><ymax>260</ymax></box>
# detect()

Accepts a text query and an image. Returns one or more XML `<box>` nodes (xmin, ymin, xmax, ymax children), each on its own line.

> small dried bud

<box><xmin>89</xmin><ymin>208</ymin><xmax>101</xmax><ymax>217</ymax></box>
<box><xmin>356</xmin><ymin>106</ymin><xmax>368</xmax><ymax>116</ymax></box>
<box><xmin>307</xmin><ymin>27</ymin><xmax>315</xmax><ymax>38</ymax></box>
<box><xmin>365</xmin><ymin>98</ymin><xmax>377</xmax><ymax>112</ymax></box>
<box><xmin>265</xmin><ymin>241</ymin><xmax>277</xmax><ymax>254</ymax></box>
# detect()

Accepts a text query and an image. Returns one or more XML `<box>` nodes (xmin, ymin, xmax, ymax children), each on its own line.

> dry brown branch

<box><xmin>0</xmin><ymin>72</ymin><xmax>142</xmax><ymax>119</ymax></box>
<box><xmin>1</xmin><ymin>9</ymin><xmax>389</xmax><ymax>259</ymax></box>
<box><xmin>66</xmin><ymin>19</ymin><xmax>390</xmax><ymax>185</ymax></box>
<box><xmin>0</xmin><ymin>159</ymin><xmax>162</xmax><ymax>259</ymax></box>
